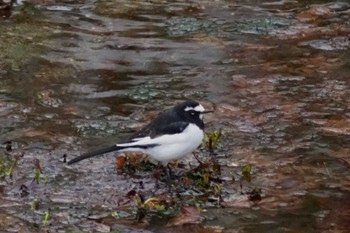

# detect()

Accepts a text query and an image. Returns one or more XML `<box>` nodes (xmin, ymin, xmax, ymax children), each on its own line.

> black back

<box><xmin>129</xmin><ymin>100</ymin><xmax>204</xmax><ymax>140</ymax></box>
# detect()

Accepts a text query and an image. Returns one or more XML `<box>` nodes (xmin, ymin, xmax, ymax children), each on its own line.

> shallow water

<box><xmin>0</xmin><ymin>0</ymin><xmax>350</xmax><ymax>232</ymax></box>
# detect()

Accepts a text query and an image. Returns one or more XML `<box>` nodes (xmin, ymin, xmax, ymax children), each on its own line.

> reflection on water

<box><xmin>0</xmin><ymin>0</ymin><xmax>349</xmax><ymax>232</ymax></box>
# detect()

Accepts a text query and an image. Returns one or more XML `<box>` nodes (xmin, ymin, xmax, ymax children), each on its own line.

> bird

<box><xmin>67</xmin><ymin>100</ymin><xmax>212</xmax><ymax>166</ymax></box>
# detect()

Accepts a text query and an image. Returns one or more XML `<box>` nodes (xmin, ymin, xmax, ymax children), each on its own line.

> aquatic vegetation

<box><xmin>204</xmin><ymin>129</ymin><xmax>222</xmax><ymax>153</ymax></box>
<box><xmin>42</xmin><ymin>209</ymin><xmax>51</xmax><ymax>225</ymax></box>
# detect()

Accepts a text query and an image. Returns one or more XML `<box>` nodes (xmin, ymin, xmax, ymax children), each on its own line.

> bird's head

<box><xmin>176</xmin><ymin>100</ymin><xmax>213</xmax><ymax>127</ymax></box>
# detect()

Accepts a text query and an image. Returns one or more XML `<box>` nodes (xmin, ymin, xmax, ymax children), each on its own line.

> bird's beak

<box><xmin>200</xmin><ymin>110</ymin><xmax>213</xmax><ymax>120</ymax></box>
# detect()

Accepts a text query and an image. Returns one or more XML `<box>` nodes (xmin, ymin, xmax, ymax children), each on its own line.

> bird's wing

<box><xmin>155</xmin><ymin>121</ymin><xmax>189</xmax><ymax>135</ymax></box>
<box><xmin>118</xmin><ymin>121</ymin><xmax>189</xmax><ymax>147</ymax></box>
<box><xmin>131</xmin><ymin>121</ymin><xmax>189</xmax><ymax>141</ymax></box>
<box><xmin>128</xmin><ymin>108</ymin><xmax>180</xmax><ymax>140</ymax></box>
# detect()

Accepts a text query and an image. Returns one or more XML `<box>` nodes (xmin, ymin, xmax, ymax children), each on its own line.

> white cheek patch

<box><xmin>184</xmin><ymin>106</ymin><xmax>194</xmax><ymax>112</ymax></box>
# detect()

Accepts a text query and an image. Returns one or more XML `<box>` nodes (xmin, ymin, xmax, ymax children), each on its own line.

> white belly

<box><xmin>118</xmin><ymin>124</ymin><xmax>204</xmax><ymax>163</ymax></box>
<box><xmin>147</xmin><ymin>124</ymin><xmax>204</xmax><ymax>162</ymax></box>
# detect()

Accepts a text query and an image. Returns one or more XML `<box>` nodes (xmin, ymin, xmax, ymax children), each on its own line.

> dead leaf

<box><xmin>182</xmin><ymin>176</ymin><xmax>193</xmax><ymax>186</ymax></box>
<box><xmin>125</xmin><ymin>152</ymin><xmax>148</xmax><ymax>165</ymax></box>
<box><xmin>23</xmin><ymin>130</ymin><xmax>48</xmax><ymax>137</ymax></box>
<box><xmin>321</xmin><ymin>118</ymin><xmax>350</xmax><ymax>135</ymax></box>
<box><xmin>296</xmin><ymin>5</ymin><xmax>333</xmax><ymax>23</ymax></box>
<box><xmin>115</xmin><ymin>156</ymin><xmax>126</xmax><ymax>170</ymax></box>
<box><xmin>166</xmin><ymin>206</ymin><xmax>204</xmax><ymax>227</ymax></box>
<box><xmin>163</xmin><ymin>224</ymin><xmax>224</xmax><ymax>233</ymax></box>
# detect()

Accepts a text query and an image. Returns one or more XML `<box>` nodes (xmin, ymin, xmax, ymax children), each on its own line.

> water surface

<box><xmin>0</xmin><ymin>0</ymin><xmax>349</xmax><ymax>232</ymax></box>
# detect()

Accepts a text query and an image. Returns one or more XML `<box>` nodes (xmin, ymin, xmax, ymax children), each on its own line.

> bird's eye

<box><xmin>190</xmin><ymin>110</ymin><xmax>196</xmax><ymax>115</ymax></box>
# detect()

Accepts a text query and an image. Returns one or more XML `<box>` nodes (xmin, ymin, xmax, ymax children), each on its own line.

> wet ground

<box><xmin>1</xmin><ymin>0</ymin><xmax>350</xmax><ymax>232</ymax></box>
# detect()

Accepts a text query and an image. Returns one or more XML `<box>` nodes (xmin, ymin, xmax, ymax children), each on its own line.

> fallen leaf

<box><xmin>115</xmin><ymin>156</ymin><xmax>126</xmax><ymax>170</ymax></box>
<box><xmin>321</xmin><ymin>118</ymin><xmax>350</xmax><ymax>135</ymax></box>
<box><xmin>166</xmin><ymin>206</ymin><xmax>204</xmax><ymax>227</ymax></box>
<box><xmin>296</xmin><ymin>4</ymin><xmax>333</xmax><ymax>23</ymax></box>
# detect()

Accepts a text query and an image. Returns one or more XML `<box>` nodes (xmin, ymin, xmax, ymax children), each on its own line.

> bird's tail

<box><xmin>67</xmin><ymin>145</ymin><xmax>120</xmax><ymax>165</ymax></box>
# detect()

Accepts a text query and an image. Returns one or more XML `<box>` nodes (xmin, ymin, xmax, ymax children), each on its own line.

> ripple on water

<box><xmin>45</xmin><ymin>5</ymin><xmax>74</xmax><ymax>12</ymax></box>
<box><xmin>1</xmin><ymin>0</ymin><xmax>350</xmax><ymax>232</ymax></box>
<box><xmin>300</xmin><ymin>37</ymin><xmax>350</xmax><ymax>51</ymax></box>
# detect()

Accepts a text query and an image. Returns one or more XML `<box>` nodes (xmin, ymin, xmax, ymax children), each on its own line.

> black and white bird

<box><xmin>67</xmin><ymin>100</ymin><xmax>212</xmax><ymax>165</ymax></box>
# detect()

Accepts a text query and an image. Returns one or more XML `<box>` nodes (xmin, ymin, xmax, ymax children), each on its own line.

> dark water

<box><xmin>0</xmin><ymin>0</ymin><xmax>350</xmax><ymax>232</ymax></box>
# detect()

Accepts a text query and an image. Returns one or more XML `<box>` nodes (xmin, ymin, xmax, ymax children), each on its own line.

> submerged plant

<box><xmin>33</xmin><ymin>159</ymin><xmax>43</xmax><ymax>184</ymax></box>
<box><xmin>31</xmin><ymin>199</ymin><xmax>39</xmax><ymax>211</ymax></box>
<box><xmin>0</xmin><ymin>155</ymin><xmax>6</xmax><ymax>176</ymax></box>
<box><xmin>241</xmin><ymin>164</ymin><xmax>252</xmax><ymax>183</ymax></box>
<box><xmin>42</xmin><ymin>209</ymin><xmax>51</xmax><ymax>225</ymax></box>
<box><xmin>133</xmin><ymin>192</ymin><xmax>179</xmax><ymax>222</ymax></box>
<box><xmin>204</xmin><ymin>129</ymin><xmax>222</xmax><ymax>153</ymax></box>
<box><xmin>238</xmin><ymin>164</ymin><xmax>262</xmax><ymax>202</ymax></box>
<box><xmin>6</xmin><ymin>153</ymin><xmax>23</xmax><ymax>177</ymax></box>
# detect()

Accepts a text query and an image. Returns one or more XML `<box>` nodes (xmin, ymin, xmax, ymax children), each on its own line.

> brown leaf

<box><xmin>125</xmin><ymin>152</ymin><xmax>148</xmax><ymax>165</ymax></box>
<box><xmin>166</xmin><ymin>206</ymin><xmax>204</xmax><ymax>227</ymax></box>
<box><xmin>182</xmin><ymin>176</ymin><xmax>193</xmax><ymax>186</ymax></box>
<box><xmin>23</xmin><ymin>130</ymin><xmax>48</xmax><ymax>137</ymax></box>
<box><xmin>163</xmin><ymin>225</ymin><xmax>224</xmax><ymax>233</ymax></box>
<box><xmin>296</xmin><ymin>5</ymin><xmax>333</xmax><ymax>23</ymax></box>
<box><xmin>115</xmin><ymin>156</ymin><xmax>126</xmax><ymax>170</ymax></box>
<box><xmin>321</xmin><ymin>118</ymin><xmax>350</xmax><ymax>135</ymax></box>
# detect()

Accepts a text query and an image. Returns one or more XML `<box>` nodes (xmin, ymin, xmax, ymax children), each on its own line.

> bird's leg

<box><xmin>153</xmin><ymin>162</ymin><xmax>164</xmax><ymax>189</ymax></box>
<box><xmin>166</xmin><ymin>163</ymin><xmax>172</xmax><ymax>182</ymax></box>
<box><xmin>163</xmin><ymin>163</ymin><xmax>174</xmax><ymax>190</ymax></box>
<box><xmin>192</xmin><ymin>151</ymin><xmax>204</xmax><ymax>166</ymax></box>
